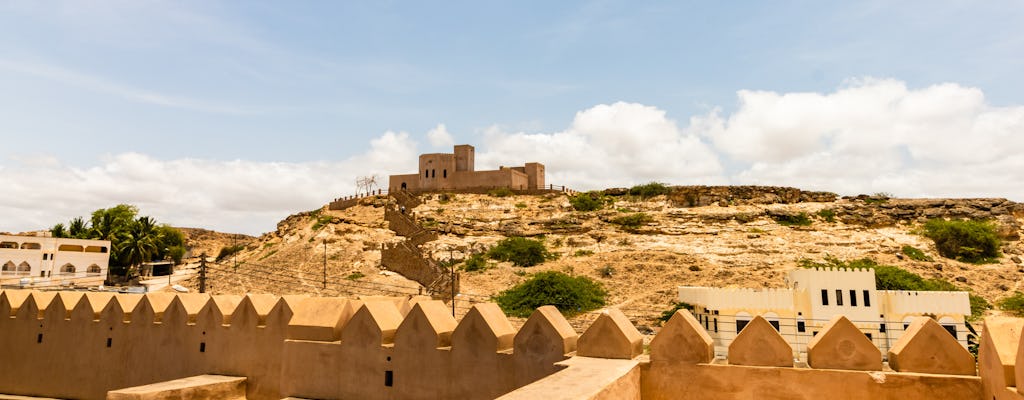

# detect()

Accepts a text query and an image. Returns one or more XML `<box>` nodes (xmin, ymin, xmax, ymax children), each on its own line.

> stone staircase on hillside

<box><xmin>381</xmin><ymin>191</ymin><xmax>457</xmax><ymax>300</ymax></box>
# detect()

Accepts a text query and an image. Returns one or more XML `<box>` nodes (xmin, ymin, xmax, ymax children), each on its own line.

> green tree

<box><xmin>487</xmin><ymin>237</ymin><xmax>553</xmax><ymax>267</ymax></box>
<box><xmin>495</xmin><ymin>271</ymin><xmax>607</xmax><ymax>317</ymax></box>
<box><xmin>50</xmin><ymin>223</ymin><xmax>67</xmax><ymax>238</ymax></box>
<box><xmin>67</xmin><ymin>217</ymin><xmax>90</xmax><ymax>239</ymax></box>
<box><xmin>117</xmin><ymin>216</ymin><xmax>160</xmax><ymax>277</ymax></box>
<box><xmin>921</xmin><ymin>219</ymin><xmax>1001</xmax><ymax>263</ymax></box>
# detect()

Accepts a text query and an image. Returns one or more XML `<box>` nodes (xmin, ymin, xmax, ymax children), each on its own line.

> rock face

<box><xmin>649</xmin><ymin>185</ymin><xmax>837</xmax><ymax>207</ymax></box>
<box><xmin>833</xmin><ymin>198</ymin><xmax>1023</xmax><ymax>231</ymax></box>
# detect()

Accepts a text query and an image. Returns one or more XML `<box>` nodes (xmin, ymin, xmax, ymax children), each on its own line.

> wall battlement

<box><xmin>2</xmin><ymin>289</ymin><xmax>1020</xmax><ymax>400</ymax></box>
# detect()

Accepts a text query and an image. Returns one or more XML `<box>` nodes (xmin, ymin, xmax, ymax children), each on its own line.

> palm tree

<box><xmin>117</xmin><ymin>217</ymin><xmax>159</xmax><ymax>278</ymax></box>
<box><xmin>50</xmin><ymin>223</ymin><xmax>67</xmax><ymax>238</ymax></box>
<box><xmin>68</xmin><ymin>217</ymin><xmax>89</xmax><ymax>239</ymax></box>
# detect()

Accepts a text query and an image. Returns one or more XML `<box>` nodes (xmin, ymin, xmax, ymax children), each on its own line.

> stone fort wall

<box><xmin>3</xmin><ymin>289</ymin><xmax>1024</xmax><ymax>400</ymax></box>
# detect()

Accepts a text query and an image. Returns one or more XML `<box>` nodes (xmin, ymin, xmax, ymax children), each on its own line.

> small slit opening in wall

<box><xmin>384</xmin><ymin>370</ymin><xmax>393</xmax><ymax>387</ymax></box>
<box><xmin>106</xmin><ymin>338</ymin><xmax>112</xmax><ymax>348</ymax></box>
<box><xmin>37</xmin><ymin>333</ymin><xmax>43</xmax><ymax>343</ymax></box>
<box><xmin>199</xmin><ymin>342</ymin><xmax>206</xmax><ymax>353</ymax></box>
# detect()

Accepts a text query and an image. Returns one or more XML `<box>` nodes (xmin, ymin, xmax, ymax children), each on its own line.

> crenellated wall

<box><xmin>4</xmin><ymin>289</ymin><xmax>1024</xmax><ymax>400</ymax></box>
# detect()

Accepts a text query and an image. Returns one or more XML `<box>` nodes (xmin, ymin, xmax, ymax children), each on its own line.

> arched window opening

<box><xmin>735</xmin><ymin>311</ymin><xmax>752</xmax><ymax>334</ymax></box>
<box><xmin>1</xmin><ymin>261</ymin><xmax>14</xmax><ymax>274</ymax></box>
<box><xmin>762</xmin><ymin>312</ymin><xmax>781</xmax><ymax>332</ymax></box>
<box><xmin>431</xmin><ymin>169</ymin><xmax>435</xmax><ymax>178</ymax></box>
<box><xmin>0</xmin><ymin>242</ymin><xmax>17</xmax><ymax>249</ymax></box>
<box><xmin>61</xmin><ymin>263</ymin><xmax>75</xmax><ymax>274</ymax></box>
<box><xmin>85</xmin><ymin>246</ymin><xmax>106</xmax><ymax>253</ymax></box>
<box><xmin>424</xmin><ymin>170</ymin><xmax>429</xmax><ymax>178</ymax></box>
<box><xmin>58</xmin><ymin>244</ymin><xmax>84</xmax><ymax>252</ymax></box>
<box><xmin>16</xmin><ymin>262</ymin><xmax>31</xmax><ymax>275</ymax></box>
<box><xmin>401</xmin><ymin>182</ymin><xmax>407</xmax><ymax>190</ymax></box>
<box><xmin>87</xmin><ymin>264</ymin><xmax>102</xmax><ymax>275</ymax></box>
<box><xmin>20</xmin><ymin>242</ymin><xmax>41</xmax><ymax>250</ymax></box>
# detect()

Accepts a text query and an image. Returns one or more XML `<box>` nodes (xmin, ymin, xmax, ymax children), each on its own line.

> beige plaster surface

<box><xmin>105</xmin><ymin>375</ymin><xmax>246</xmax><ymax>400</ymax></box>
<box><xmin>649</xmin><ymin>310</ymin><xmax>713</xmax><ymax>364</ymax></box>
<box><xmin>888</xmin><ymin>317</ymin><xmax>976</xmax><ymax>375</ymax></box>
<box><xmin>577</xmin><ymin>308</ymin><xmax>643</xmax><ymax>359</ymax></box>
<box><xmin>497</xmin><ymin>357</ymin><xmax>641</xmax><ymax>400</ymax></box>
<box><xmin>806</xmin><ymin>315</ymin><xmax>882</xmax><ymax>371</ymax></box>
<box><xmin>728</xmin><ymin>316</ymin><xmax>793</xmax><ymax>367</ymax></box>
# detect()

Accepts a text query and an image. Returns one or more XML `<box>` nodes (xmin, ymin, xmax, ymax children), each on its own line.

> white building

<box><xmin>0</xmin><ymin>234</ymin><xmax>111</xmax><ymax>288</ymax></box>
<box><xmin>678</xmin><ymin>267</ymin><xmax>971</xmax><ymax>357</ymax></box>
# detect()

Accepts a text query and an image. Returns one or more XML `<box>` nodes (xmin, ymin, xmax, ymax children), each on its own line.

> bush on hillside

<box><xmin>461</xmin><ymin>253</ymin><xmax>489</xmax><ymax>272</ymax></box>
<box><xmin>609</xmin><ymin>213</ymin><xmax>653</xmax><ymax>230</ymax></box>
<box><xmin>495</xmin><ymin>271</ymin><xmax>607</xmax><ymax>317</ymax></box>
<box><xmin>488</xmin><ymin>187</ymin><xmax>514</xmax><ymax>197</ymax></box>
<box><xmin>921</xmin><ymin>219</ymin><xmax>1001</xmax><ymax>263</ymax></box>
<box><xmin>771</xmin><ymin>212</ymin><xmax>812</xmax><ymax>226</ymax></box>
<box><xmin>998</xmin><ymin>292</ymin><xmax>1024</xmax><ymax>317</ymax></box>
<box><xmin>569</xmin><ymin>191</ymin><xmax>607</xmax><ymax>211</ymax></box>
<box><xmin>487</xmin><ymin>237</ymin><xmax>554</xmax><ymax>267</ymax></box>
<box><xmin>901</xmin><ymin>245</ymin><xmax>933</xmax><ymax>262</ymax></box>
<box><xmin>216</xmin><ymin>244</ymin><xmax>246</xmax><ymax>262</ymax></box>
<box><xmin>628</xmin><ymin>182</ymin><xmax>672</xmax><ymax>198</ymax></box>
<box><xmin>816</xmin><ymin>208</ymin><xmax>836</xmax><ymax>223</ymax></box>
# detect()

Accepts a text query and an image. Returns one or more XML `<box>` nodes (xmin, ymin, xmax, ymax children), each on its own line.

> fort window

<box><xmin>443</xmin><ymin>169</ymin><xmax>447</xmax><ymax>178</ymax></box>
<box><xmin>107</xmin><ymin>338</ymin><xmax>112</xmax><ymax>348</ymax></box>
<box><xmin>20</xmin><ymin>242</ymin><xmax>41</xmax><ymax>250</ymax></box>
<box><xmin>384</xmin><ymin>370</ymin><xmax>393</xmax><ymax>387</ymax></box>
<box><xmin>735</xmin><ymin>319</ymin><xmax>750</xmax><ymax>333</ymax></box>
<box><xmin>401</xmin><ymin>182</ymin><xmax>407</xmax><ymax>190</ymax></box>
<box><xmin>424</xmin><ymin>170</ymin><xmax>428</xmax><ymax>178</ymax></box>
<box><xmin>863</xmin><ymin>290</ymin><xmax>871</xmax><ymax>307</ymax></box>
<box><xmin>849</xmin><ymin>290</ymin><xmax>857</xmax><ymax>307</ymax></box>
<box><xmin>835</xmin><ymin>290</ymin><xmax>844</xmax><ymax>306</ymax></box>
<box><xmin>820</xmin><ymin>289</ymin><xmax>829</xmax><ymax>306</ymax></box>
<box><xmin>431</xmin><ymin>169</ymin><xmax>436</xmax><ymax>178</ymax></box>
<box><xmin>37</xmin><ymin>333</ymin><xmax>42</xmax><ymax>343</ymax></box>
<box><xmin>200</xmin><ymin>342</ymin><xmax>206</xmax><ymax>352</ymax></box>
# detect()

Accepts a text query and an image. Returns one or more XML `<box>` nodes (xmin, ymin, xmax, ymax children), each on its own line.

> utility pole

<box><xmin>323</xmin><ymin>239</ymin><xmax>327</xmax><ymax>289</ymax></box>
<box><xmin>199</xmin><ymin>253</ymin><xmax>207</xmax><ymax>294</ymax></box>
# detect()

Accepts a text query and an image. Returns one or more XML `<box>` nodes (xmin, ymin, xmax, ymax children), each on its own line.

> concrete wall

<box><xmin>0</xmin><ymin>234</ymin><xmax>110</xmax><ymax>286</ymax></box>
<box><xmin>0</xmin><ymin>290</ymin><xmax>577</xmax><ymax>400</ymax></box>
<box><xmin>0</xmin><ymin>290</ymin><xmax>1014</xmax><ymax>400</ymax></box>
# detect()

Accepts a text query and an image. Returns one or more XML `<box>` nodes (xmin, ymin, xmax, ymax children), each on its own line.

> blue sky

<box><xmin>2</xmin><ymin>1</ymin><xmax>1023</xmax><ymax>234</ymax></box>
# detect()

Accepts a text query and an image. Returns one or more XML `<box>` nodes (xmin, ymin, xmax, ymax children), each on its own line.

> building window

<box><xmin>821</xmin><ymin>289</ymin><xmax>829</xmax><ymax>306</ymax></box>
<box><xmin>836</xmin><ymin>289</ymin><xmax>844</xmax><ymax>306</ymax></box>
<box><xmin>443</xmin><ymin>169</ymin><xmax>447</xmax><ymax>178</ymax></box>
<box><xmin>385</xmin><ymin>370</ymin><xmax>394</xmax><ymax>387</ymax></box>
<box><xmin>850</xmin><ymin>290</ymin><xmax>857</xmax><ymax>307</ymax></box>
<box><xmin>713</xmin><ymin>318</ymin><xmax>718</xmax><ymax>333</ymax></box>
<box><xmin>863</xmin><ymin>290</ymin><xmax>871</xmax><ymax>307</ymax></box>
<box><xmin>879</xmin><ymin>323</ymin><xmax>886</xmax><ymax>333</ymax></box>
<box><xmin>797</xmin><ymin>320</ymin><xmax>806</xmax><ymax>333</ymax></box>
<box><xmin>431</xmin><ymin>169</ymin><xmax>436</xmax><ymax>178</ymax></box>
<box><xmin>736</xmin><ymin>320</ymin><xmax>750</xmax><ymax>333</ymax></box>
<box><xmin>424</xmin><ymin>170</ymin><xmax>428</xmax><ymax>178</ymax></box>
<box><xmin>942</xmin><ymin>325</ymin><xmax>957</xmax><ymax>339</ymax></box>
<box><xmin>769</xmin><ymin>320</ymin><xmax>780</xmax><ymax>332</ymax></box>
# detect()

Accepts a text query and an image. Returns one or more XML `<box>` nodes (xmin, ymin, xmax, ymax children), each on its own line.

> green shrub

<box><xmin>598</xmin><ymin>265</ymin><xmax>615</xmax><ymax>278</ymax></box>
<box><xmin>772</xmin><ymin>212</ymin><xmax>812</xmax><ymax>226</ymax></box>
<box><xmin>610</xmin><ymin>213</ymin><xmax>653</xmax><ymax>229</ymax></box>
<box><xmin>311</xmin><ymin>214</ymin><xmax>334</xmax><ymax>231</ymax></box>
<box><xmin>569</xmin><ymin>191</ymin><xmax>606</xmax><ymax>211</ymax></box>
<box><xmin>487</xmin><ymin>237</ymin><xmax>554</xmax><ymax>267</ymax></box>
<box><xmin>488</xmin><ymin>187</ymin><xmax>514</xmax><ymax>197</ymax></box>
<box><xmin>216</xmin><ymin>244</ymin><xmax>245</xmax><ymax>262</ymax></box>
<box><xmin>972</xmin><ymin>295</ymin><xmax>993</xmax><ymax>319</ymax></box>
<box><xmin>461</xmin><ymin>254</ymin><xmax>488</xmax><ymax>272</ymax></box>
<box><xmin>921</xmin><ymin>219</ymin><xmax>1001</xmax><ymax>263</ymax></box>
<box><xmin>494</xmin><ymin>271</ymin><xmax>607</xmax><ymax>317</ymax></box>
<box><xmin>346</xmin><ymin>272</ymin><xmax>365</xmax><ymax>280</ymax></box>
<box><xmin>628</xmin><ymin>182</ymin><xmax>672</xmax><ymax>198</ymax></box>
<box><xmin>901</xmin><ymin>245</ymin><xmax>933</xmax><ymax>262</ymax></box>
<box><xmin>574</xmin><ymin>249</ymin><xmax>594</xmax><ymax>257</ymax></box>
<box><xmin>998</xmin><ymin>292</ymin><xmax>1024</xmax><ymax>317</ymax></box>
<box><xmin>515</xmin><ymin>202</ymin><xmax>527</xmax><ymax>209</ymax></box>
<box><xmin>658</xmin><ymin>302</ymin><xmax>694</xmax><ymax>323</ymax></box>
<box><xmin>816</xmin><ymin>208</ymin><xmax>836</xmax><ymax>223</ymax></box>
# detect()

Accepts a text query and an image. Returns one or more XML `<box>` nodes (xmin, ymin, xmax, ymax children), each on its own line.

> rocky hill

<box><xmin>181</xmin><ymin>186</ymin><xmax>1024</xmax><ymax>329</ymax></box>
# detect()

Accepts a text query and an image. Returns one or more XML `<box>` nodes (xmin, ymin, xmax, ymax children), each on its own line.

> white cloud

<box><xmin>426</xmin><ymin>123</ymin><xmax>454</xmax><ymax>148</ymax></box>
<box><xmin>475</xmin><ymin>102</ymin><xmax>725</xmax><ymax>190</ymax></box>
<box><xmin>691</xmin><ymin>78</ymin><xmax>1024</xmax><ymax>197</ymax></box>
<box><xmin>3</xmin><ymin>79</ymin><xmax>1023</xmax><ymax>236</ymax></box>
